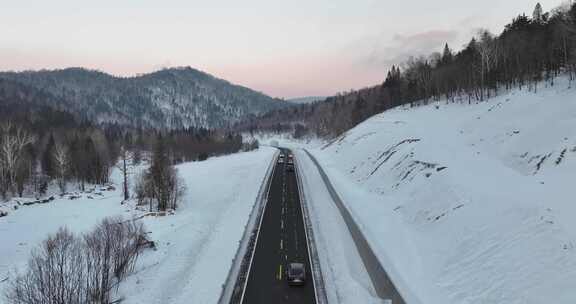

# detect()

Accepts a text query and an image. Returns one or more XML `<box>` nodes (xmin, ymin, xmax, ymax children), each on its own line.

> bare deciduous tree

<box><xmin>53</xmin><ymin>143</ymin><xmax>69</xmax><ymax>195</ymax></box>
<box><xmin>476</xmin><ymin>29</ymin><xmax>498</xmax><ymax>100</ymax></box>
<box><xmin>5</xmin><ymin>217</ymin><xmax>149</xmax><ymax>304</ymax></box>
<box><xmin>134</xmin><ymin>137</ymin><xmax>186</xmax><ymax>212</ymax></box>
<box><xmin>0</xmin><ymin>122</ymin><xmax>35</xmax><ymax>199</ymax></box>
<box><xmin>116</xmin><ymin>146</ymin><xmax>132</xmax><ymax>201</ymax></box>
<box><xmin>5</xmin><ymin>228</ymin><xmax>85</xmax><ymax>304</ymax></box>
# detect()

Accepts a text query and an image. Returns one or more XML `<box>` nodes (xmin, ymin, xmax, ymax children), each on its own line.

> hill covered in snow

<box><xmin>307</xmin><ymin>77</ymin><xmax>576</xmax><ymax>303</ymax></box>
<box><xmin>0</xmin><ymin>67</ymin><xmax>290</xmax><ymax>129</ymax></box>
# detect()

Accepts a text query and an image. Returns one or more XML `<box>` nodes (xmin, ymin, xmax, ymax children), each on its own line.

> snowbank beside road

<box><xmin>119</xmin><ymin>147</ymin><xmax>276</xmax><ymax>304</ymax></box>
<box><xmin>0</xmin><ymin>147</ymin><xmax>276</xmax><ymax>304</ymax></box>
<box><xmin>296</xmin><ymin>150</ymin><xmax>381</xmax><ymax>304</ymax></box>
<box><xmin>308</xmin><ymin>78</ymin><xmax>576</xmax><ymax>303</ymax></box>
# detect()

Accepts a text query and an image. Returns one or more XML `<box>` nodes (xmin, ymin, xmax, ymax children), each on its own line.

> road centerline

<box><xmin>241</xmin><ymin>149</ymin><xmax>316</xmax><ymax>304</ymax></box>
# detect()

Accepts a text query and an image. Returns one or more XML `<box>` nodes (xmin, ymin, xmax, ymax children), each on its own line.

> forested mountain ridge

<box><xmin>0</xmin><ymin>67</ymin><xmax>289</xmax><ymax>129</ymax></box>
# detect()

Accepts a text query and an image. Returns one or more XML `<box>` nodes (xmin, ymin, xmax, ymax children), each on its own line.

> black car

<box><xmin>286</xmin><ymin>262</ymin><xmax>306</xmax><ymax>286</ymax></box>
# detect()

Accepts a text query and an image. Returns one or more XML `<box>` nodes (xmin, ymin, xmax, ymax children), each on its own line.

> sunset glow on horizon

<box><xmin>0</xmin><ymin>0</ymin><xmax>562</xmax><ymax>98</ymax></box>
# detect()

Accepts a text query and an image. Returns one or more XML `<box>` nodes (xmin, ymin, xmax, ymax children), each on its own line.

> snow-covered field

<box><xmin>0</xmin><ymin>170</ymin><xmax>142</xmax><ymax>288</ymax></box>
<box><xmin>304</xmin><ymin>78</ymin><xmax>576</xmax><ymax>303</ymax></box>
<box><xmin>0</xmin><ymin>147</ymin><xmax>276</xmax><ymax>304</ymax></box>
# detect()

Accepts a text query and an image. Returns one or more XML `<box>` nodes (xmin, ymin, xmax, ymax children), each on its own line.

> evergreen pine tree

<box><xmin>533</xmin><ymin>3</ymin><xmax>543</xmax><ymax>23</ymax></box>
<box><xmin>149</xmin><ymin>135</ymin><xmax>172</xmax><ymax>211</ymax></box>
<box><xmin>441</xmin><ymin>43</ymin><xmax>453</xmax><ymax>65</ymax></box>
<box><xmin>42</xmin><ymin>134</ymin><xmax>56</xmax><ymax>178</ymax></box>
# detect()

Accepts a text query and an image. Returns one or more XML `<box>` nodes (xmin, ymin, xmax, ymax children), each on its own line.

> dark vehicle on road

<box><xmin>287</xmin><ymin>262</ymin><xmax>306</xmax><ymax>286</ymax></box>
<box><xmin>286</xmin><ymin>155</ymin><xmax>295</xmax><ymax>171</ymax></box>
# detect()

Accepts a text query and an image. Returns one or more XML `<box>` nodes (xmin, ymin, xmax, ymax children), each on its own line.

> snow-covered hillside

<box><xmin>0</xmin><ymin>148</ymin><xmax>276</xmax><ymax>304</ymax></box>
<box><xmin>307</xmin><ymin>77</ymin><xmax>576</xmax><ymax>303</ymax></box>
<box><xmin>0</xmin><ymin>67</ymin><xmax>289</xmax><ymax>129</ymax></box>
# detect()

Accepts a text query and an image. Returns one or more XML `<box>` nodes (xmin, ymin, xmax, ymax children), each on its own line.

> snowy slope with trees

<box><xmin>239</xmin><ymin>2</ymin><xmax>576</xmax><ymax>141</ymax></box>
<box><xmin>0</xmin><ymin>147</ymin><xmax>276</xmax><ymax>304</ymax></box>
<box><xmin>305</xmin><ymin>77</ymin><xmax>576</xmax><ymax>303</ymax></box>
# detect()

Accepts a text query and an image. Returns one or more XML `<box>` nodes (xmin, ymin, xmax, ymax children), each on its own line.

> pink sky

<box><xmin>0</xmin><ymin>0</ymin><xmax>563</xmax><ymax>98</ymax></box>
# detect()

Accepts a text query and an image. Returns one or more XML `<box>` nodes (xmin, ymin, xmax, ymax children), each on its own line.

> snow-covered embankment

<box><xmin>305</xmin><ymin>78</ymin><xmax>576</xmax><ymax>303</ymax></box>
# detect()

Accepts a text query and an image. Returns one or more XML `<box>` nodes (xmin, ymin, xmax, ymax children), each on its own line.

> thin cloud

<box><xmin>362</xmin><ymin>29</ymin><xmax>459</xmax><ymax>68</ymax></box>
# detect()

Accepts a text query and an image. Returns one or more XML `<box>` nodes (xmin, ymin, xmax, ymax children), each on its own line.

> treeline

<box><xmin>0</xmin><ymin>86</ymin><xmax>251</xmax><ymax>202</ymax></box>
<box><xmin>108</xmin><ymin>126</ymin><xmax>247</xmax><ymax>164</ymax></box>
<box><xmin>238</xmin><ymin>2</ymin><xmax>576</xmax><ymax>138</ymax></box>
<box><xmin>383</xmin><ymin>2</ymin><xmax>576</xmax><ymax>105</ymax></box>
<box><xmin>0</xmin><ymin>122</ymin><xmax>249</xmax><ymax>201</ymax></box>
<box><xmin>162</xmin><ymin>128</ymin><xmax>244</xmax><ymax>163</ymax></box>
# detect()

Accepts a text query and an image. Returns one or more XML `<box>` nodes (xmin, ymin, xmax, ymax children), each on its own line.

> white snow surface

<box><xmin>0</xmin><ymin>147</ymin><xmax>276</xmax><ymax>304</ymax></box>
<box><xmin>0</xmin><ymin>173</ymin><xmax>142</xmax><ymax>287</ymax></box>
<box><xmin>245</xmin><ymin>132</ymin><xmax>325</xmax><ymax>149</ymax></box>
<box><xmin>305</xmin><ymin>78</ymin><xmax>576</xmax><ymax>304</ymax></box>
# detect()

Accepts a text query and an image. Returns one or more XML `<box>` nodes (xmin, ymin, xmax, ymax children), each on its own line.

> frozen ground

<box><xmin>0</xmin><ymin>147</ymin><xmax>276</xmax><ymax>304</ymax></box>
<box><xmin>303</xmin><ymin>77</ymin><xmax>576</xmax><ymax>303</ymax></box>
<box><xmin>0</xmin><ymin>169</ymin><xmax>142</xmax><ymax>287</ymax></box>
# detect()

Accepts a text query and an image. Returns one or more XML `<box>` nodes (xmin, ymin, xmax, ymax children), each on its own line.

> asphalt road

<box><xmin>241</xmin><ymin>149</ymin><xmax>316</xmax><ymax>304</ymax></box>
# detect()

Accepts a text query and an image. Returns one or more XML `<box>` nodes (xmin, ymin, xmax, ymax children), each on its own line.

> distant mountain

<box><xmin>287</xmin><ymin>96</ymin><xmax>326</xmax><ymax>104</ymax></box>
<box><xmin>0</xmin><ymin>67</ymin><xmax>290</xmax><ymax>129</ymax></box>
<box><xmin>0</xmin><ymin>78</ymin><xmax>80</xmax><ymax>129</ymax></box>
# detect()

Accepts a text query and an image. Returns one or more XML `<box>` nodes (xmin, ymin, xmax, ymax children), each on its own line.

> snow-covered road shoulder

<box><xmin>295</xmin><ymin>149</ymin><xmax>382</xmax><ymax>304</ymax></box>
<box><xmin>119</xmin><ymin>147</ymin><xmax>277</xmax><ymax>304</ymax></box>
